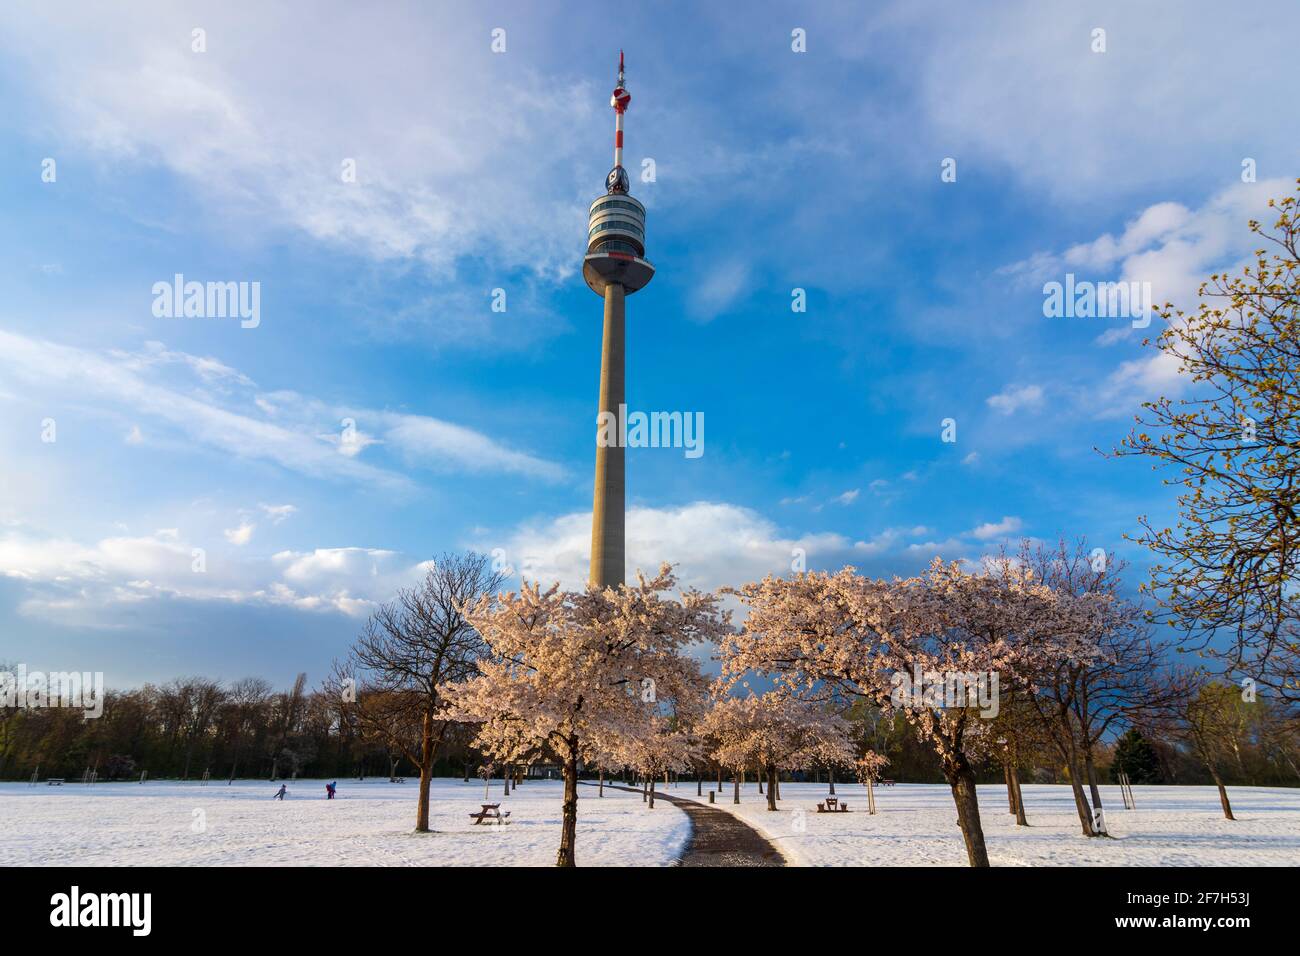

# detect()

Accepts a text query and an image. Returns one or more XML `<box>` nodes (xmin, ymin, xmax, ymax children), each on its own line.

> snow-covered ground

<box><xmin>678</xmin><ymin>782</ymin><xmax>1300</xmax><ymax>866</ymax></box>
<box><xmin>4</xmin><ymin>777</ymin><xmax>1295</xmax><ymax>866</ymax></box>
<box><xmin>0</xmin><ymin>777</ymin><xmax>689</xmax><ymax>867</ymax></box>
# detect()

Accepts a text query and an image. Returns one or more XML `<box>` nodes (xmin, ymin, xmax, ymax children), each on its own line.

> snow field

<box><xmin>676</xmin><ymin>782</ymin><xmax>1300</xmax><ymax>866</ymax></box>
<box><xmin>0</xmin><ymin>777</ymin><xmax>689</xmax><ymax>867</ymax></box>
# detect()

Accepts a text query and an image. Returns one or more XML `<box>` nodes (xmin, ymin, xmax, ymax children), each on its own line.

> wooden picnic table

<box><xmin>816</xmin><ymin>797</ymin><xmax>850</xmax><ymax>813</ymax></box>
<box><xmin>469</xmin><ymin>803</ymin><xmax>511</xmax><ymax>825</ymax></box>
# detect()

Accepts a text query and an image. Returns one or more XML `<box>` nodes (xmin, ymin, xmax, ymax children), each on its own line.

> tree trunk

<box><xmin>765</xmin><ymin>764</ymin><xmax>778</xmax><ymax>811</ymax></box>
<box><xmin>944</xmin><ymin>754</ymin><xmax>990</xmax><ymax>867</ymax></box>
<box><xmin>649</xmin><ymin>776</ymin><xmax>656</xmax><ymax>809</ymax></box>
<box><xmin>598</xmin><ymin>768</ymin><xmax>604</xmax><ymax>797</ymax></box>
<box><xmin>758</xmin><ymin>773</ymin><xmax>764</xmax><ymax>794</ymax></box>
<box><xmin>733</xmin><ymin>772</ymin><xmax>740</xmax><ymax>804</ymax></box>
<box><xmin>1084</xmin><ymin>749</ymin><xmax>1107</xmax><ymax>834</ymax></box>
<box><xmin>556</xmin><ymin>744</ymin><xmax>580</xmax><ymax>867</ymax></box>
<box><xmin>1004</xmin><ymin>761</ymin><xmax>1016</xmax><ymax>813</ymax></box>
<box><xmin>1010</xmin><ymin>763</ymin><xmax>1028</xmax><ymax>826</ymax></box>
<box><xmin>1209</xmin><ymin>766</ymin><xmax>1235</xmax><ymax>820</ymax></box>
<box><xmin>717</xmin><ymin>766</ymin><xmax>723</xmax><ymax>793</ymax></box>
<box><xmin>416</xmin><ymin>761</ymin><xmax>432</xmax><ymax>831</ymax></box>
<box><xmin>415</xmin><ymin>711</ymin><xmax>435</xmax><ymax>832</ymax></box>
<box><xmin>1064</xmin><ymin>752</ymin><xmax>1097</xmax><ymax>837</ymax></box>
<box><xmin>462</xmin><ymin>759</ymin><xmax>470</xmax><ymax>783</ymax></box>
<box><xmin>697</xmin><ymin>776</ymin><xmax>702</xmax><ymax>796</ymax></box>
<box><xmin>828</xmin><ymin>767</ymin><xmax>836</xmax><ymax>795</ymax></box>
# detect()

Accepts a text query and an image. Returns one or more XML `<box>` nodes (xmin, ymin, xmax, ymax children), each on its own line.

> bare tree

<box><xmin>157</xmin><ymin>678</ymin><xmax>226</xmax><ymax>780</ymax></box>
<box><xmin>222</xmin><ymin>677</ymin><xmax>272</xmax><ymax>782</ymax></box>
<box><xmin>1020</xmin><ymin>539</ymin><xmax>1174</xmax><ymax>836</ymax></box>
<box><xmin>332</xmin><ymin>551</ymin><xmax>503</xmax><ymax>833</ymax></box>
<box><xmin>269</xmin><ymin>672</ymin><xmax>308</xmax><ymax>780</ymax></box>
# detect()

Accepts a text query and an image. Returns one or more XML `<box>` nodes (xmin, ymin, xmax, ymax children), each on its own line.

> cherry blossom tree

<box><xmin>701</xmin><ymin>693</ymin><xmax>854</xmax><ymax>811</ymax></box>
<box><xmin>445</xmin><ymin>564</ymin><xmax>729</xmax><ymax>867</ymax></box>
<box><xmin>604</xmin><ymin>716</ymin><xmax>700</xmax><ymax>809</ymax></box>
<box><xmin>724</xmin><ymin>559</ymin><xmax>1106</xmax><ymax>866</ymax></box>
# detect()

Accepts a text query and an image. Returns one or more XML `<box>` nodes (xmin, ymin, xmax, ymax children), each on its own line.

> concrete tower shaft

<box><xmin>589</xmin><ymin>282</ymin><xmax>625</xmax><ymax>589</ymax></box>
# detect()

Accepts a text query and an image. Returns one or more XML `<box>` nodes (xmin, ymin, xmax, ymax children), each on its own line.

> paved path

<box><xmin>585</xmin><ymin>782</ymin><xmax>786</xmax><ymax>867</ymax></box>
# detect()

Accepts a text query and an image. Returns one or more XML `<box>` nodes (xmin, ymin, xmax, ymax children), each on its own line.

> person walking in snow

<box><xmin>274</xmin><ymin>784</ymin><xmax>287</xmax><ymax>800</ymax></box>
<box><xmin>326</xmin><ymin>781</ymin><xmax>336</xmax><ymax>800</ymax></box>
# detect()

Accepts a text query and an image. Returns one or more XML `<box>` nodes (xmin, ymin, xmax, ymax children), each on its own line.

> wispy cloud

<box><xmin>986</xmin><ymin>384</ymin><xmax>1044</xmax><ymax>415</ymax></box>
<box><xmin>0</xmin><ymin>331</ymin><xmax>564</xmax><ymax>486</ymax></box>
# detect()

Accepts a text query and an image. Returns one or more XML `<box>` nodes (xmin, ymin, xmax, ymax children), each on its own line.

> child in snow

<box><xmin>326</xmin><ymin>782</ymin><xmax>336</xmax><ymax>799</ymax></box>
<box><xmin>274</xmin><ymin>784</ymin><xmax>287</xmax><ymax>800</ymax></box>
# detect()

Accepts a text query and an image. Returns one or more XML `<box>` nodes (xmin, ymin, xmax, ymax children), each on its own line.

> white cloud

<box><xmin>259</xmin><ymin>503</ymin><xmax>297</xmax><ymax>524</ymax></box>
<box><xmin>223</xmin><ymin>521</ymin><xmax>255</xmax><ymax>546</ymax></box>
<box><xmin>0</xmin><ymin>2</ymin><xmax>598</xmax><ymax>282</ymax></box>
<box><xmin>481</xmin><ymin>502</ymin><xmax>868</xmax><ymax>594</ymax></box>
<box><xmin>690</xmin><ymin>260</ymin><xmax>750</xmax><ymax>321</ymax></box>
<box><xmin>969</xmin><ymin>516</ymin><xmax>1024</xmax><ymax>540</ymax></box>
<box><xmin>833</xmin><ymin>489</ymin><xmax>860</xmax><ymax>505</ymax></box>
<box><xmin>381</xmin><ymin>413</ymin><xmax>567</xmax><ymax>482</ymax></box>
<box><xmin>906</xmin><ymin>538</ymin><xmax>968</xmax><ymax>559</ymax></box>
<box><xmin>0</xmin><ymin>330</ymin><xmax>563</xmax><ymax>486</ymax></box>
<box><xmin>0</xmin><ymin>525</ymin><xmax>426</xmax><ymax>625</ymax></box>
<box><xmin>986</xmin><ymin>384</ymin><xmax>1044</xmax><ymax>415</ymax></box>
<box><xmin>1008</xmin><ymin>180</ymin><xmax>1292</xmax><ymax>415</ymax></box>
<box><xmin>907</xmin><ymin>2</ymin><xmax>1300</xmax><ymax>200</ymax></box>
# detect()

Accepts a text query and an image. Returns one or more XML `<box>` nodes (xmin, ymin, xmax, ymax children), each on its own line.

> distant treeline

<box><xmin>0</xmin><ymin>676</ymin><xmax>479</xmax><ymax>783</ymax></box>
<box><xmin>2</xmin><ymin>673</ymin><xmax>1297</xmax><ymax>787</ymax></box>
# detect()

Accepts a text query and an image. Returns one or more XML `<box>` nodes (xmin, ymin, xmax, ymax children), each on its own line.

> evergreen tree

<box><xmin>1111</xmin><ymin>728</ymin><xmax>1163</xmax><ymax>784</ymax></box>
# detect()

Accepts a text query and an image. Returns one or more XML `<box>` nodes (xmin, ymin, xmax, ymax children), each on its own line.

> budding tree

<box><xmin>1148</xmin><ymin>671</ymin><xmax>1252</xmax><ymax>820</ymax></box>
<box><xmin>1116</xmin><ymin>181</ymin><xmax>1300</xmax><ymax>701</ymax></box>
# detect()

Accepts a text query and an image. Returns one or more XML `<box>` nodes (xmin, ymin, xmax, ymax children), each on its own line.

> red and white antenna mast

<box><xmin>608</xmin><ymin>51</ymin><xmax>631</xmax><ymax>193</ymax></box>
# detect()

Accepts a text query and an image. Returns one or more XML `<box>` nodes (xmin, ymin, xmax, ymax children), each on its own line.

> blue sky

<box><xmin>1</xmin><ymin>0</ymin><xmax>1297</xmax><ymax>686</ymax></box>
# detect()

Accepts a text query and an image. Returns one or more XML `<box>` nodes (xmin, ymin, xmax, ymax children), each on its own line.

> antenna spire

<box><xmin>608</xmin><ymin>51</ymin><xmax>632</xmax><ymax>193</ymax></box>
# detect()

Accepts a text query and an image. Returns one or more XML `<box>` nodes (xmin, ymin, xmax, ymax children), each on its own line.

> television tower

<box><xmin>585</xmin><ymin>51</ymin><xmax>654</xmax><ymax>589</ymax></box>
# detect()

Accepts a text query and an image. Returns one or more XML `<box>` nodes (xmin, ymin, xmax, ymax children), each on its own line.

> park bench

<box><xmin>47</xmin><ymin>778</ymin><xmax>65</xmax><ymax>786</ymax></box>
<box><xmin>816</xmin><ymin>797</ymin><xmax>850</xmax><ymax>813</ymax></box>
<box><xmin>880</xmin><ymin>779</ymin><xmax>895</xmax><ymax>786</ymax></box>
<box><xmin>469</xmin><ymin>803</ymin><xmax>511</xmax><ymax>825</ymax></box>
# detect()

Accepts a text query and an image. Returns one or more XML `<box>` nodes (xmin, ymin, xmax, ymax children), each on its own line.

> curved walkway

<box><xmin>586</xmin><ymin>782</ymin><xmax>786</xmax><ymax>867</ymax></box>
